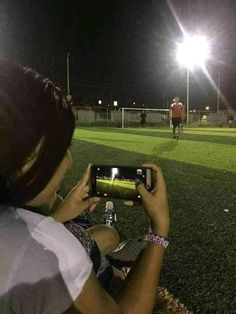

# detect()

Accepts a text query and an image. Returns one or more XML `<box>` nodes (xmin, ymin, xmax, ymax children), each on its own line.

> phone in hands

<box><xmin>90</xmin><ymin>165</ymin><xmax>153</xmax><ymax>200</ymax></box>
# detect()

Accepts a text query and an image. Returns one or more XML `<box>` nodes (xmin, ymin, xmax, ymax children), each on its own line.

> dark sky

<box><xmin>1</xmin><ymin>0</ymin><xmax>236</xmax><ymax>109</ymax></box>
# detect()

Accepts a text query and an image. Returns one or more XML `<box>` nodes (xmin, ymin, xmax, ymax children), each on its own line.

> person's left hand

<box><xmin>52</xmin><ymin>164</ymin><xmax>101</xmax><ymax>223</ymax></box>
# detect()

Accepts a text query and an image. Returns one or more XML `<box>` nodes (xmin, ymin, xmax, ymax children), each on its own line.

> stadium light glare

<box><xmin>176</xmin><ymin>35</ymin><xmax>210</xmax><ymax>69</ymax></box>
<box><xmin>176</xmin><ymin>34</ymin><xmax>210</xmax><ymax>124</ymax></box>
<box><xmin>111</xmin><ymin>168</ymin><xmax>118</xmax><ymax>181</ymax></box>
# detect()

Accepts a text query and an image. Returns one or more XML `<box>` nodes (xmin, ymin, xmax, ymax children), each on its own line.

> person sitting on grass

<box><xmin>0</xmin><ymin>59</ymin><xmax>170</xmax><ymax>314</ymax></box>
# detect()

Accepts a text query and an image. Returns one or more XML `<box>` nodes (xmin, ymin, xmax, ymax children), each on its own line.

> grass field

<box><xmin>64</xmin><ymin>127</ymin><xmax>236</xmax><ymax>313</ymax></box>
<box><xmin>97</xmin><ymin>178</ymin><xmax>137</xmax><ymax>198</ymax></box>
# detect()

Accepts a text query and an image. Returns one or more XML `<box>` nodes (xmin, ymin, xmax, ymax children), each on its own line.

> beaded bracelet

<box><xmin>143</xmin><ymin>233</ymin><xmax>169</xmax><ymax>249</ymax></box>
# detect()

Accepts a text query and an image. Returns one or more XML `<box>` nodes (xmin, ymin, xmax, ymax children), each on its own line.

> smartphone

<box><xmin>90</xmin><ymin>165</ymin><xmax>153</xmax><ymax>200</ymax></box>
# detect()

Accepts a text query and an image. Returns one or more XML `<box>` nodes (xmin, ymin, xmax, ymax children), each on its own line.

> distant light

<box><xmin>111</xmin><ymin>168</ymin><xmax>119</xmax><ymax>181</ymax></box>
<box><xmin>176</xmin><ymin>35</ymin><xmax>210</xmax><ymax>69</ymax></box>
<box><xmin>113</xmin><ymin>100</ymin><xmax>118</xmax><ymax>107</ymax></box>
<box><xmin>193</xmin><ymin>109</ymin><xmax>196</xmax><ymax>113</ymax></box>
<box><xmin>112</xmin><ymin>168</ymin><xmax>118</xmax><ymax>176</ymax></box>
<box><xmin>206</xmin><ymin>106</ymin><xmax>210</xmax><ymax>110</ymax></box>
<box><xmin>98</xmin><ymin>100</ymin><xmax>102</xmax><ymax>105</ymax></box>
<box><xmin>133</xmin><ymin>102</ymin><xmax>136</xmax><ymax>105</ymax></box>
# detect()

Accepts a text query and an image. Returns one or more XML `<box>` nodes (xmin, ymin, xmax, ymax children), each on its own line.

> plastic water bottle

<box><xmin>103</xmin><ymin>201</ymin><xmax>117</xmax><ymax>226</ymax></box>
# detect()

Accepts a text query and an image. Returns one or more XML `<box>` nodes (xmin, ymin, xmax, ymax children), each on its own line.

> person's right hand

<box><xmin>52</xmin><ymin>164</ymin><xmax>100</xmax><ymax>223</ymax></box>
<box><xmin>136</xmin><ymin>164</ymin><xmax>170</xmax><ymax>238</ymax></box>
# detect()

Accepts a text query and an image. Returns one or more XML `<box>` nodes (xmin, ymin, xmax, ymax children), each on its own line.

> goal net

<box><xmin>120</xmin><ymin>107</ymin><xmax>170</xmax><ymax>128</ymax></box>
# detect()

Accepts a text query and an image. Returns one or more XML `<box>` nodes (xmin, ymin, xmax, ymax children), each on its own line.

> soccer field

<box><xmin>97</xmin><ymin>178</ymin><xmax>136</xmax><ymax>198</ymax></box>
<box><xmin>65</xmin><ymin>127</ymin><xmax>236</xmax><ymax>313</ymax></box>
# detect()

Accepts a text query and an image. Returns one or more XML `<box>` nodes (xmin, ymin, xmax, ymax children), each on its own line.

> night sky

<box><xmin>1</xmin><ymin>0</ymin><xmax>236</xmax><ymax>109</ymax></box>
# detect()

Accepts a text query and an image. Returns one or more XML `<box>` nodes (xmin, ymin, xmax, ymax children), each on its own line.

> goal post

<box><xmin>120</xmin><ymin>107</ymin><xmax>170</xmax><ymax>128</ymax></box>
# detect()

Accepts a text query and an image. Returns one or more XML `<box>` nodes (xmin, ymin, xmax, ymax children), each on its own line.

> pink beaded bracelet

<box><xmin>143</xmin><ymin>233</ymin><xmax>169</xmax><ymax>249</ymax></box>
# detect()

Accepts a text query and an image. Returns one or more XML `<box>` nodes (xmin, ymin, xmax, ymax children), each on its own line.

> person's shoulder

<box><xmin>16</xmin><ymin>208</ymin><xmax>93</xmax><ymax>299</ymax></box>
<box><xmin>0</xmin><ymin>207</ymin><xmax>93</xmax><ymax>313</ymax></box>
<box><xmin>17</xmin><ymin>208</ymin><xmax>92</xmax><ymax>264</ymax></box>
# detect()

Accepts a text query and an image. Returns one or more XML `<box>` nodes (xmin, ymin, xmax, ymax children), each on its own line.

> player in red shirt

<box><xmin>170</xmin><ymin>97</ymin><xmax>184</xmax><ymax>139</ymax></box>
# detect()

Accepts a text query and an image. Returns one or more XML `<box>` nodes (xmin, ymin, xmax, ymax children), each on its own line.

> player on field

<box><xmin>170</xmin><ymin>97</ymin><xmax>185</xmax><ymax>139</ymax></box>
<box><xmin>140</xmin><ymin>111</ymin><xmax>147</xmax><ymax>126</ymax></box>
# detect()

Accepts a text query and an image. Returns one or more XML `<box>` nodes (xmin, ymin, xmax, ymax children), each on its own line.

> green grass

<box><xmin>74</xmin><ymin>127</ymin><xmax>236</xmax><ymax>172</ymax></box>
<box><xmin>97</xmin><ymin>178</ymin><xmax>137</xmax><ymax>198</ymax></box>
<box><xmin>64</xmin><ymin>127</ymin><xmax>236</xmax><ymax>313</ymax></box>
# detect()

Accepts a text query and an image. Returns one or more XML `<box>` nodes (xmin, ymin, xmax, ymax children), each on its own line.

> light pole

<box><xmin>216</xmin><ymin>71</ymin><xmax>220</xmax><ymax>113</ymax></box>
<box><xmin>186</xmin><ymin>67</ymin><xmax>190</xmax><ymax>124</ymax></box>
<box><xmin>176</xmin><ymin>35</ymin><xmax>210</xmax><ymax>124</ymax></box>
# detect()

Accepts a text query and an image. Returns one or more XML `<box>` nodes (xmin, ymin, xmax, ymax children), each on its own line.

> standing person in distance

<box><xmin>140</xmin><ymin>110</ymin><xmax>147</xmax><ymax>127</ymax></box>
<box><xmin>170</xmin><ymin>96</ymin><xmax>184</xmax><ymax>139</ymax></box>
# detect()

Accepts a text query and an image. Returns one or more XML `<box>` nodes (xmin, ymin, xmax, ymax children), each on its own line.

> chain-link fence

<box><xmin>72</xmin><ymin>106</ymin><xmax>236</xmax><ymax>127</ymax></box>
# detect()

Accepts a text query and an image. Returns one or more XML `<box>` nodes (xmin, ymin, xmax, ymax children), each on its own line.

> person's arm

<box><xmin>116</xmin><ymin>164</ymin><xmax>169</xmax><ymax>312</ymax></box>
<box><xmin>181</xmin><ymin>104</ymin><xmax>185</xmax><ymax>119</ymax></box>
<box><xmin>169</xmin><ymin>104</ymin><xmax>172</xmax><ymax>119</ymax></box>
<box><xmin>69</xmin><ymin>164</ymin><xmax>169</xmax><ymax>314</ymax></box>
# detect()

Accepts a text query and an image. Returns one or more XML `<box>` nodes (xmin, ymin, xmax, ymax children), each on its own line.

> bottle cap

<box><xmin>105</xmin><ymin>201</ymin><xmax>114</xmax><ymax>210</ymax></box>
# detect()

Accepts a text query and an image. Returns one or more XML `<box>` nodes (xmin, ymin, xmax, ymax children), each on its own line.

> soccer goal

<box><xmin>120</xmin><ymin>107</ymin><xmax>170</xmax><ymax>128</ymax></box>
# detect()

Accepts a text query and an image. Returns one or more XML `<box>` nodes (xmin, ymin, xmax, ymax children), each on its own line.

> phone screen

<box><xmin>91</xmin><ymin>165</ymin><xmax>152</xmax><ymax>200</ymax></box>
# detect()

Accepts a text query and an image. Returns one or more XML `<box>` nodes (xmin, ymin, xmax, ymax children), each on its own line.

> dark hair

<box><xmin>0</xmin><ymin>59</ymin><xmax>75</xmax><ymax>206</ymax></box>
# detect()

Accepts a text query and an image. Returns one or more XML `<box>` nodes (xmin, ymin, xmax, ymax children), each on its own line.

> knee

<box><xmin>88</xmin><ymin>225</ymin><xmax>120</xmax><ymax>255</ymax></box>
<box><xmin>103</xmin><ymin>226</ymin><xmax>120</xmax><ymax>251</ymax></box>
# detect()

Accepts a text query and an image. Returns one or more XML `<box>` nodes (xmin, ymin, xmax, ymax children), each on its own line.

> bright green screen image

<box><xmin>97</xmin><ymin>178</ymin><xmax>137</xmax><ymax>198</ymax></box>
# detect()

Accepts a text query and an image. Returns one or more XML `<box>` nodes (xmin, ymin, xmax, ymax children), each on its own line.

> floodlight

<box><xmin>111</xmin><ymin>168</ymin><xmax>118</xmax><ymax>181</ymax></box>
<box><xmin>176</xmin><ymin>34</ymin><xmax>210</xmax><ymax>124</ymax></box>
<box><xmin>176</xmin><ymin>35</ymin><xmax>210</xmax><ymax>69</ymax></box>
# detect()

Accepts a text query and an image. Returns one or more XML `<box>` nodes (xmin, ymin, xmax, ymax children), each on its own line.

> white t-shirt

<box><xmin>0</xmin><ymin>206</ymin><xmax>93</xmax><ymax>313</ymax></box>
